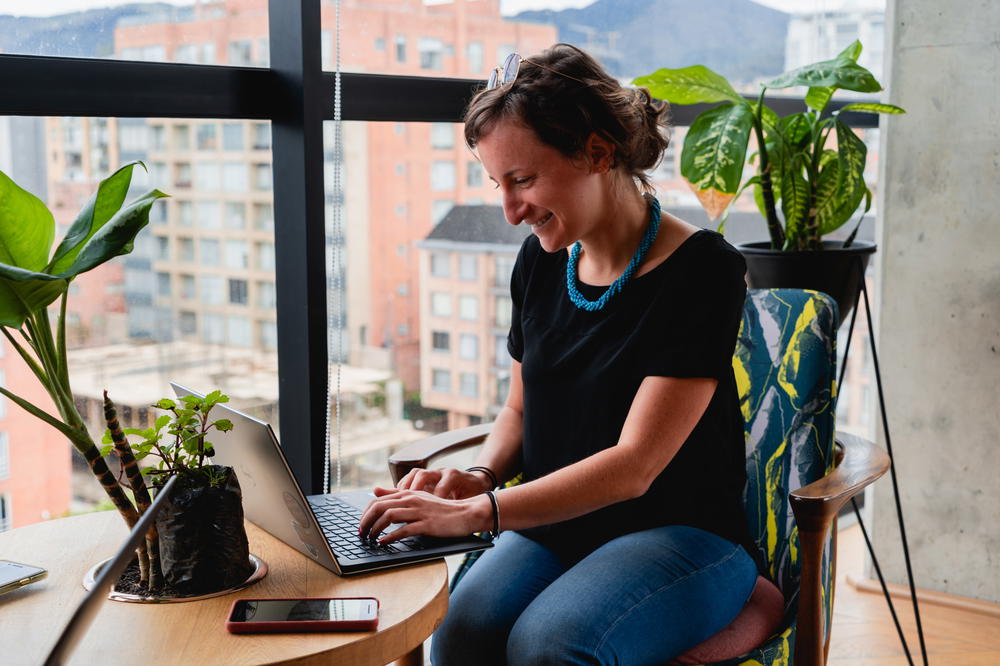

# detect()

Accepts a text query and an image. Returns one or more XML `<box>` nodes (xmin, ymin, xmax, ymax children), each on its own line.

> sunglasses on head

<box><xmin>486</xmin><ymin>52</ymin><xmax>586</xmax><ymax>90</ymax></box>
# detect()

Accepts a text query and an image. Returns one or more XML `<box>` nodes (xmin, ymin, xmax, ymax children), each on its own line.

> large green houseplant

<box><xmin>0</xmin><ymin>163</ymin><xmax>168</xmax><ymax>576</ymax></box>
<box><xmin>634</xmin><ymin>41</ymin><xmax>904</xmax><ymax>321</ymax></box>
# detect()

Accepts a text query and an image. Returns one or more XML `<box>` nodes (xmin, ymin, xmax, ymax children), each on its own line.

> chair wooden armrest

<box><xmin>388</xmin><ymin>423</ymin><xmax>494</xmax><ymax>484</ymax></box>
<box><xmin>790</xmin><ymin>430</ymin><xmax>890</xmax><ymax>666</ymax></box>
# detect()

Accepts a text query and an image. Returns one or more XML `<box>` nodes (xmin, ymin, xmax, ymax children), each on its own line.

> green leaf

<box><xmin>0</xmin><ymin>263</ymin><xmax>68</xmax><ymax>328</ymax></box>
<box><xmin>837</xmin><ymin>102</ymin><xmax>906</xmax><ymax>115</ymax></box>
<box><xmin>803</xmin><ymin>41</ymin><xmax>864</xmax><ymax>112</ymax></box>
<box><xmin>0</xmin><ymin>169</ymin><xmax>55</xmax><ymax>273</ymax></box>
<box><xmin>843</xmin><ymin>187</ymin><xmax>873</xmax><ymax>247</ymax></box>
<box><xmin>154</xmin><ymin>398</ymin><xmax>176</xmax><ymax>410</ymax></box>
<box><xmin>633</xmin><ymin>65</ymin><xmax>745</xmax><ymax>105</ymax></box>
<box><xmin>213</xmin><ymin>418</ymin><xmax>233</xmax><ymax>432</ymax></box>
<box><xmin>121</xmin><ymin>427</ymin><xmax>146</xmax><ymax>436</ymax></box>
<box><xmin>780</xmin><ymin>163</ymin><xmax>809</xmax><ymax>240</ymax></box>
<box><xmin>100</xmin><ymin>444</ymin><xmax>113</xmax><ymax>457</ymax></box>
<box><xmin>47</xmin><ymin>162</ymin><xmax>142</xmax><ymax>274</ymax></box>
<box><xmin>838</xmin><ymin>39</ymin><xmax>864</xmax><ymax>62</ymax></box>
<box><xmin>814</xmin><ymin>158</ymin><xmax>851</xmax><ymax>233</ymax></box>
<box><xmin>102</xmin><ymin>430</ymin><xmax>113</xmax><ymax>445</ymax></box>
<box><xmin>766</xmin><ymin>57</ymin><xmax>881</xmax><ymax>93</ymax></box>
<box><xmin>778</xmin><ymin>113</ymin><xmax>812</xmax><ymax>150</ymax></box>
<box><xmin>155</xmin><ymin>414</ymin><xmax>171</xmax><ymax>430</ymax></box>
<box><xmin>835</xmin><ymin>120</ymin><xmax>867</xmax><ymax>202</ymax></box>
<box><xmin>715</xmin><ymin>176</ymin><xmax>760</xmax><ymax>235</ymax></box>
<box><xmin>55</xmin><ymin>188</ymin><xmax>168</xmax><ymax>279</ymax></box>
<box><xmin>681</xmin><ymin>102</ymin><xmax>755</xmax><ymax>196</ymax></box>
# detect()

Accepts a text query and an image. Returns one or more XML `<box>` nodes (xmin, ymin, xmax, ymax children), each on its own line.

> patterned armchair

<box><xmin>389</xmin><ymin>289</ymin><xmax>889</xmax><ymax>665</ymax></box>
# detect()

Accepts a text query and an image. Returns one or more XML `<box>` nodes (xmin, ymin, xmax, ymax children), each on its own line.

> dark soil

<box><xmin>113</xmin><ymin>560</ymin><xmax>188</xmax><ymax>598</ymax></box>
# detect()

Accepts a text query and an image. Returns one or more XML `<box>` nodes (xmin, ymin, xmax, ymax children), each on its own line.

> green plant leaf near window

<box><xmin>634</xmin><ymin>40</ymin><xmax>905</xmax><ymax>250</ymax></box>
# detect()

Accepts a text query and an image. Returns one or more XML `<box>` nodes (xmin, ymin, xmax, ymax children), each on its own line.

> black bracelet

<box><xmin>484</xmin><ymin>490</ymin><xmax>501</xmax><ymax>539</ymax></box>
<box><xmin>465</xmin><ymin>465</ymin><xmax>499</xmax><ymax>490</ymax></box>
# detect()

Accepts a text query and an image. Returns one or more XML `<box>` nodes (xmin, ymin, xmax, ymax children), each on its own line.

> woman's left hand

<box><xmin>358</xmin><ymin>486</ymin><xmax>490</xmax><ymax>545</ymax></box>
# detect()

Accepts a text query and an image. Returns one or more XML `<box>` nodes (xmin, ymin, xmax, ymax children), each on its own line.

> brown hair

<box><xmin>464</xmin><ymin>43</ymin><xmax>670</xmax><ymax>193</ymax></box>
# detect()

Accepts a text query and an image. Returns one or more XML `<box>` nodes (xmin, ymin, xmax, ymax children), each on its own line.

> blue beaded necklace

<box><xmin>566</xmin><ymin>196</ymin><xmax>661</xmax><ymax>312</ymax></box>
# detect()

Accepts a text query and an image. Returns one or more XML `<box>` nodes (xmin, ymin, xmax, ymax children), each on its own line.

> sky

<box><xmin>0</xmin><ymin>0</ymin><xmax>840</xmax><ymax>18</ymax></box>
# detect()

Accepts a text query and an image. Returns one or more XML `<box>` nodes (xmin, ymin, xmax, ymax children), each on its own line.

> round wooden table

<box><xmin>0</xmin><ymin>511</ymin><xmax>448</xmax><ymax>665</ymax></box>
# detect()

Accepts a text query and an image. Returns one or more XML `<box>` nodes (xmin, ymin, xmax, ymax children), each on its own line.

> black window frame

<box><xmin>0</xmin><ymin>0</ymin><xmax>877</xmax><ymax>493</ymax></box>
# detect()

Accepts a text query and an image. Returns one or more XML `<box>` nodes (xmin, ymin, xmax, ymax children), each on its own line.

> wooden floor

<box><xmin>828</xmin><ymin>524</ymin><xmax>1000</xmax><ymax>665</ymax></box>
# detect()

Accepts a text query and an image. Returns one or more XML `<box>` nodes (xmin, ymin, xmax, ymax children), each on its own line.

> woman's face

<box><xmin>475</xmin><ymin>117</ymin><xmax>607</xmax><ymax>253</ymax></box>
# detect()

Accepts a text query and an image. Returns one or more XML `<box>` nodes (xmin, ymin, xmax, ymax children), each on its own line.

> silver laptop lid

<box><xmin>170</xmin><ymin>383</ymin><xmax>341</xmax><ymax>574</ymax></box>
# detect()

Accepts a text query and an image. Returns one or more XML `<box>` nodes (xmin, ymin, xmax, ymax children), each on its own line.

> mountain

<box><xmin>512</xmin><ymin>0</ymin><xmax>789</xmax><ymax>85</ymax></box>
<box><xmin>0</xmin><ymin>4</ymin><xmax>175</xmax><ymax>59</ymax></box>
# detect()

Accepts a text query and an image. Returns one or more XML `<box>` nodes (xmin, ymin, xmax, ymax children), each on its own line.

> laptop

<box><xmin>170</xmin><ymin>383</ymin><xmax>492</xmax><ymax>576</ymax></box>
<box><xmin>45</xmin><ymin>475</ymin><xmax>180</xmax><ymax>666</ymax></box>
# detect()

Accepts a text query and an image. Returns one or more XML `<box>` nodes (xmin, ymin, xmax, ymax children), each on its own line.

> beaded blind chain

<box><xmin>566</xmin><ymin>196</ymin><xmax>661</xmax><ymax>312</ymax></box>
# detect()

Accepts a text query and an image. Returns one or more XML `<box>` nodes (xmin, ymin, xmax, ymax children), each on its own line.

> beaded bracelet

<box><xmin>465</xmin><ymin>465</ymin><xmax>499</xmax><ymax>490</ymax></box>
<box><xmin>484</xmin><ymin>490</ymin><xmax>501</xmax><ymax>539</ymax></box>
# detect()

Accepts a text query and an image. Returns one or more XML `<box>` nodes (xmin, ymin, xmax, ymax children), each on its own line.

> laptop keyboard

<box><xmin>309</xmin><ymin>497</ymin><xmax>424</xmax><ymax>561</ymax></box>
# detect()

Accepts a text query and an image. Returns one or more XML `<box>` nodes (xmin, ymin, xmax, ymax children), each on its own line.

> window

<box><xmin>374</xmin><ymin>37</ymin><xmax>386</xmax><ymax>52</ymax></box>
<box><xmin>177</xmin><ymin>200</ymin><xmax>194</xmax><ymax>226</ymax></box>
<box><xmin>256</xmin><ymin>242</ymin><xmax>276</xmax><ymax>271</ymax></box>
<box><xmin>156</xmin><ymin>272</ymin><xmax>171</xmax><ymax>297</ymax></box>
<box><xmin>459</xmin><ymin>295</ymin><xmax>479</xmax><ymax>321</ymax></box>
<box><xmin>200</xmin><ymin>275</ymin><xmax>224</xmax><ymax>305</ymax></box>
<box><xmin>0</xmin><ymin>494</ymin><xmax>9</xmax><ymax>532</ymax></box>
<box><xmin>228</xmin><ymin>316</ymin><xmax>252</xmax><ymax>346</ymax></box>
<box><xmin>495</xmin><ymin>255</ymin><xmax>516</xmax><ymax>287</ymax></box>
<box><xmin>467</xmin><ymin>41</ymin><xmax>484</xmax><ymax>73</ymax></box>
<box><xmin>430</xmin><ymin>252</ymin><xmax>450</xmax><ymax>278</ymax></box>
<box><xmin>395</xmin><ymin>35</ymin><xmax>407</xmax><ymax>62</ymax></box>
<box><xmin>431</xmin><ymin>369</ymin><xmax>451</xmax><ymax>393</ymax></box>
<box><xmin>229</xmin><ymin>279</ymin><xmax>249</xmax><ymax>305</ymax></box>
<box><xmin>223</xmin><ymin>162</ymin><xmax>247</xmax><ymax>192</ymax></box>
<box><xmin>431</xmin><ymin>292</ymin><xmax>452</xmax><ymax>317</ymax></box>
<box><xmin>195</xmin><ymin>162</ymin><xmax>221</xmax><ymax>191</ymax></box>
<box><xmin>495</xmin><ymin>295</ymin><xmax>512</xmax><ymax>328</ymax></box>
<box><xmin>175</xmin><ymin>162</ymin><xmax>192</xmax><ymax>188</ymax></box>
<box><xmin>432</xmin><ymin>331</ymin><xmax>450</xmax><ymax>352</ymax></box>
<box><xmin>257</xmin><ymin>281</ymin><xmax>276</xmax><ymax>308</ymax></box>
<box><xmin>179</xmin><ymin>310</ymin><xmax>197</xmax><ymax>335</ymax></box>
<box><xmin>260</xmin><ymin>320</ymin><xmax>278</xmax><ymax>350</ymax></box>
<box><xmin>467</xmin><ymin>161</ymin><xmax>483</xmax><ymax>187</ymax></box>
<box><xmin>203</xmin><ymin>313</ymin><xmax>225</xmax><ymax>344</ymax></box>
<box><xmin>0</xmin><ymin>433</ymin><xmax>8</xmax><ymax>480</ymax></box>
<box><xmin>431</xmin><ymin>161</ymin><xmax>456</xmax><ymax>191</ymax></box>
<box><xmin>419</xmin><ymin>38</ymin><xmax>445</xmax><ymax>70</ymax></box>
<box><xmin>253</xmin><ymin>202</ymin><xmax>274</xmax><ymax>231</ymax></box>
<box><xmin>174</xmin><ymin>43</ymin><xmax>199</xmax><ymax>64</ymax></box>
<box><xmin>495</xmin><ymin>335</ymin><xmax>511</xmax><ymax>368</ymax></box>
<box><xmin>225</xmin><ymin>240</ymin><xmax>249</xmax><ymax>269</ymax></box>
<box><xmin>225</xmin><ymin>202</ymin><xmax>246</xmax><ymax>229</ymax></box>
<box><xmin>196</xmin><ymin>201</ymin><xmax>221</xmax><ymax>228</ymax></box>
<box><xmin>496</xmin><ymin>374</ymin><xmax>511</xmax><ymax>407</ymax></box>
<box><xmin>459</xmin><ymin>333</ymin><xmax>479</xmax><ymax>360</ymax></box>
<box><xmin>459</xmin><ymin>372</ymin><xmax>479</xmax><ymax>398</ymax></box>
<box><xmin>222</xmin><ymin>122</ymin><xmax>244</xmax><ymax>151</ymax></box>
<box><xmin>196</xmin><ymin>123</ymin><xmax>218</xmax><ymax>150</ymax></box>
<box><xmin>155</xmin><ymin>235</ymin><xmax>170</xmax><ymax>260</ymax></box>
<box><xmin>252</xmin><ymin>123</ymin><xmax>271</xmax><ymax>150</ymax></box>
<box><xmin>254</xmin><ymin>163</ymin><xmax>272</xmax><ymax>191</ymax></box>
<box><xmin>178</xmin><ymin>237</ymin><xmax>195</xmax><ymax>263</ymax></box>
<box><xmin>150</xmin><ymin>125</ymin><xmax>166</xmax><ymax>150</ymax></box>
<box><xmin>200</xmin><ymin>238</ymin><xmax>220</xmax><ymax>265</ymax></box>
<box><xmin>432</xmin><ymin>200</ymin><xmax>453</xmax><ymax>225</ymax></box>
<box><xmin>173</xmin><ymin>124</ymin><xmax>191</xmax><ymax>150</ymax></box>
<box><xmin>431</xmin><ymin>123</ymin><xmax>454</xmax><ymax>149</ymax></box>
<box><xmin>228</xmin><ymin>40</ymin><xmax>253</xmax><ymax>66</ymax></box>
<box><xmin>458</xmin><ymin>254</ymin><xmax>478</xmax><ymax>281</ymax></box>
<box><xmin>180</xmin><ymin>274</ymin><xmax>196</xmax><ymax>299</ymax></box>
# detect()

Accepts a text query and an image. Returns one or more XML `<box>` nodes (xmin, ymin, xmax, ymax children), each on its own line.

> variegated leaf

<box><xmin>780</xmin><ymin>164</ymin><xmax>809</xmax><ymax>240</ymax></box>
<box><xmin>835</xmin><ymin>119</ymin><xmax>867</xmax><ymax>205</ymax></box>
<box><xmin>680</xmin><ymin>102</ymin><xmax>755</xmax><ymax>217</ymax></box>
<box><xmin>814</xmin><ymin>158</ymin><xmax>850</xmax><ymax>233</ymax></box>
<box><xmin>803</xmin><ymin>42</ymin><xmax>862</xmax><ymax>112</ymax></box>
<box><xmin>838</xmin><ymin>102</ymin><xmax>906</xmax><ymax>115</ymax></box>
<box><xmin>633</xmin><ymin>65</ymin><xmax>744</xmax><ymax>105</ymax></box>
<box><xmin>766</xmin><ymin>56</ymin><xmax>881</xmax><ymax>93</ymax></box>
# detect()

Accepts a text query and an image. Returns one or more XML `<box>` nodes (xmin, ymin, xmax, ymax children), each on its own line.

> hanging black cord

<box><xmin>858</xmin><ymin>262</ymin><xmax>929</xmax><ymax>665</ymax></box>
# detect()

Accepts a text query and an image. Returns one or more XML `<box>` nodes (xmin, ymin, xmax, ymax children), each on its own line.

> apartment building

<box><xmin>110</xmin><ymin>0</ymin><xmax>556</xmax><ymax>391</ymax></box>
<box><xmin>417</xmin><ymin>205</ymin><xmax>528</xmax><ymax>429</ymax></box>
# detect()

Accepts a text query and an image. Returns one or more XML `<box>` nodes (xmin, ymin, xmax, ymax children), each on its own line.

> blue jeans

<box><xmin>430</xmin><ymin>526</ymin><xmax>757</xmax><ymax>666</ymax></box>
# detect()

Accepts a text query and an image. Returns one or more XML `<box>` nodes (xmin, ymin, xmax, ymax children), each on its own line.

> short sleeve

<box><xmin>644</xmin><ymin>242</ymin><xmax>747</xmax><ymax>380</ymax></box>
<box><xmin>506</xmin><ymin>236</ymin><xmax>535</xmax><ymax>362</ymax></box>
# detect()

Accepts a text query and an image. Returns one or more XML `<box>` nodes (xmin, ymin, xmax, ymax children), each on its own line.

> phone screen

<box><xmin>230</xmin><ymin>598</ymin><xmax>377</xmax><ymax>623</ymax></box>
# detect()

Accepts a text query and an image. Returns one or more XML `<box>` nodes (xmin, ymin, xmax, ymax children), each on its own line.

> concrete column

<box><xmin>874</xmin><ymin>0</ymin><xmax>1000</xmax><ymax>602</ymax></box>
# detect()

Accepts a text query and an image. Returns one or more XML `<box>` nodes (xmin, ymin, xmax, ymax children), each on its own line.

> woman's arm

<box><xmin>358</xmin><ymin>369</ymin><xmax>717</xmax><ymax>542</ymax></box>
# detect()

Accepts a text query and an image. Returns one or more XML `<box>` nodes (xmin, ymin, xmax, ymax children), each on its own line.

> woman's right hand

<box><xmin>396</xmin><ymin>467</ymin><xmax>493</xmax><ymax>500</ymax></box>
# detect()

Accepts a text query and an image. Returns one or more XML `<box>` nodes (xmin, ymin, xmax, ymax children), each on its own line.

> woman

<box><xmin>359</xmin><ymin>44</ymin><xmax>758</xmax><ymax>665</ymax></box>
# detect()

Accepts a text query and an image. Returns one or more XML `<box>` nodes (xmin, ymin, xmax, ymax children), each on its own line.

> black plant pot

<box><xmin>737</xmin><ymin>240</ymin><xmax>876</xmax><ymax>328</ymax></box>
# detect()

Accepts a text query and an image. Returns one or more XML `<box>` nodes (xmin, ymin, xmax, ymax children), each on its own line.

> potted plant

<box><xmin>100</xmin><ymin>389</ymin><xmax>259</xmax><ymax>598</ymax></box>
<box><xmin>634</xmin><ymin>41</ymin><xmax>904</xmax><ymax>323</ymax></box>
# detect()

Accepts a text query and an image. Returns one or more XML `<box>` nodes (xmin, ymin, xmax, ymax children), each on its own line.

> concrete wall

<box><xmin>874</xmin><ymin>0</ymin><xmax>1000</xmax><ymax>602</ymax></box>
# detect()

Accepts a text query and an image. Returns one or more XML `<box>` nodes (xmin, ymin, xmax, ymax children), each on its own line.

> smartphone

<box><xmin>0</xmin><ymin>560</ymin><xmax>48</xmax><ymax>595</ymax></box>
<box><xmin>226</xmin><ymin>597</ymin><xmax>379</xmax><ymax>633</ymax></box>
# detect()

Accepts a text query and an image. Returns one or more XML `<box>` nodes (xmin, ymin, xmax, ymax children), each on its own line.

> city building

<box><xmin>417</xmin><ymin>204</ymin><xmax>527</xmax><ymax>429</ymax></box>
<box><xmin>784</xmin><ymin>0</ymin><xmax>885</xmax><ymax>78</ymax></box>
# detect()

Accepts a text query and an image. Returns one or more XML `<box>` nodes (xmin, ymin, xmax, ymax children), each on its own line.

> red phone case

<box><xmin>225</xmin><ymin>596</ymin><xmax>380</xmax><ymax>634</ymax></box>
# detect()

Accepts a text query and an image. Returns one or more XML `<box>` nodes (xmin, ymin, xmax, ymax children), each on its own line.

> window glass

<box><xmin>495</xmin><ymin>335</ymin><xmax>511</xmax><ymax>368</ymax></box>
<box><xmin>467</xmin><ymin>41</ymin><xmax>484</xmax><ymax>74</ymax></box>
<box><xmin>431</xmin><ymin>123</ymin><xmax>454</xmax><ymax>149</ymax></box>
<box><xmin>222</xmin><ymin>123</ymin><xmax>244</xmax><ymax>151</ymax></box>
<box><xmin>432</xmin><ymin>331</ymin><xmax>450</xmax><ymax>352</ymax></box>
<box><xmin>196</xmin><ymin>123</ymin><xmax>218</xmax><ymax>150</ymax></box>
<box><xmin>225</xmin><ymin>240</ymin><xmax>249</xmax><ymax>269</ymax></box>
<box><xmin>200</xmin><ymin>275</ymin><xmax>224</xmax><ymax>305</ymax></box>
<box><xmin>223</xmin><ymin>163</ymin><xmax>248</xmax><ymax>192</ymax></box>
<box><xmin>495</xmin><ymin>255</ymin><xmax>516</xmax><ymax>288</ymax></box>
<box><xmin>430</xmin><ymin>253</ymin><xmax>450</xmax><ymax>278</ymax></box>
<box><xmin>467</xmin><ymin>161</ymin><xmax>484</xmax><ymax>188</ymax></box>
<box><xmin>458</xmin><ymin>254</ymin><xmax>478</xmax><ymax>281</ymax></box>
<box><xmin>431</xmin><ymin>161</ymin><xmax>456</xmax><ymax>191</ymax></box>
<box><xmin>495</xmin><ymin>295</ymin><xmax>512</xmax><ymax>328</ymax></box>
<box><xmin>200</xmin><ymin>238</ymin><xmax>220</xmax><ymax>264</ymax></box>
<box><xmin>459</xmin><ymin>334</ymin><xmax>479</xmax><ymax>360</ymax></box>
<box><xmin>196</xmin><ymin>201</ymin><xmax>221</xmax><ymax>228</ymax></box>
<box><xmin>225</xmin><ymin>202</ymin><xmax>246</xmax><ymax>229</ymax></box>
<box><xmin>431</xmin><ymin>369</ymin><xmax>451</xmax><ymax>393</ymax></box>
<box><xmin>432</xmin><ymin>200</ymin><xmax>453</xmax><ymax>225</ymax></box>
<box><xmin>458</xmin><ymin>295</ymin><xmax>479</xmax><ymax>321</ymax></box>
<box><xmin>459</xmin><ymin>372</ymin><xmax>479</xmax><ymax>398</ymax></box>
<box><xmin>257</xmin><ymin>281</ymin><xmax>277</xmax><ymax>309</ymax></box>
<box><xmin>229</xmin><ymin>279</ymin><xmax>249</xmax><ymax>306</ymax></box>
<box><xmin>431</xmin><ymin>292</ymin><xmax>452</xmax><ymax>317</ymax></box>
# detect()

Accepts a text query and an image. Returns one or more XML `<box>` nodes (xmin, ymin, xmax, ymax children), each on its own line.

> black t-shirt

<box><xmin>507</xmin><ymin>228</ymin><xmax>752</xmax><ymax>563</ymax></box>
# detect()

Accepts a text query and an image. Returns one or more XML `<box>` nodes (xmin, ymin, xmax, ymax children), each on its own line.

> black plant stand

<box><xmin>833</xmin><ymin>256</ymin><xmax>929</xmax><ymax>666</ymax></box>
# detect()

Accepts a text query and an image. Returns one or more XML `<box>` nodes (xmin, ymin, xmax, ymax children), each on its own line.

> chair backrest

<box><xmin>735</xmin><ymin>289</ymin><xmax>839</xmax><ymax>609</ymax></box>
